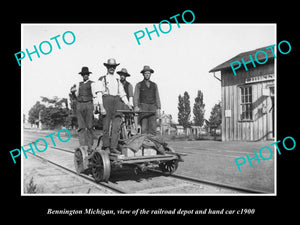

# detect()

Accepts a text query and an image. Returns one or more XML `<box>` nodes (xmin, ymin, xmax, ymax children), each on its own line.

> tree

<box><xmin>40</xmin><ymin>106</ymin><xmax>69</xmax><ymax>129</ymax></box>
<box><xmin>28</xmin><ymin>96</ymin><xmax>71</xmax><ymax>129</ymax></box>
<box><xmin>177</xmin><ymin>91</ymin><xmax>191</xmax><ymax>129</ymax></box>
<box><xmin>41</xmin><ymin>96</ymin><xmax>68</xmax><ymax>109</ymax></box>
<box><xmin>39</xmin><ymin>96</ymin><xmax>70</xmax><ymax>129</ymax></box>
<box><xmin>208</xmin><ymin>101</ymin><xmax>222</xmax><ymax>130</ymax></box>
<box><xmin>183</xmin><ymin>91</ymin><xmax>191</xmax><ymax>128</ymax></box>
<box><xmin>28</xmin><ymin>101</ymin><xmax>46</xmax><ymax>125</ymax></box>
<box><xmin>177</xmin><ymin>94</ymin><xmax>184</xmax><ymax>126</ymax></box>
<box><xmin>193</xmin><ymin>90</ymin><xmax>205</xmax><ymax>126</ymax></box>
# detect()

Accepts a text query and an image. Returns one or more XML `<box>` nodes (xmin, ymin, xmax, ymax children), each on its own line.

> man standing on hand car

<box><xmin>117</xmin><ymin>68</ymin><xmax>134</xmax><ymax>104</ymax></box>
<box><xmin>97</xmin><ymin>58</ymin><xmax>133</xmax><ymax>154</ymax></box>
<box><xmin>134</xmin><ymin>65</ymin><xmax>161</xmax><ymax>135</ymax></box>
<box><xmin>70</xmin><ymin>66</ymin><xmax>97</xmax><ymax>154</ymax></box>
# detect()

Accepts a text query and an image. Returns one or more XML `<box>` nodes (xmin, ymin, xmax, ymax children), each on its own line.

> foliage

<box><xmin>28</xmin><ymin>101</ymin><xmax>46</xmax><ymax>125</ymax></box>
<box><xmin>177</xmin><ymin>94</ymin><xmax>184</xmax><ymax>126</ymax></box>
<box><xmin>41</xmin><ymin>96</ymin><xmax>68</xmax><ymax>109</ymax></box>
<box><xmin>208</xmin><ymin>101</ymin><xmax>222</xmax><ymax>129</ymax></box>
<box><xmin>28</xmin><ymin>96</ymin><xmax>70</xmax><ymax>129</ymax></box>
<box><xmin>177</xmin><ymin>91</ymin><xmax>191</xmax><ymax>129</ymax></box>
<box><xmin>40</xmin><ymin>106</ymin><xmax>69</xmax><ymax>129</ymax></box>
<box><xmin>26</xmin><ymin>177</ymin><xmax>37</xmax><ymax>193</ymax></box>
<box><xmin>193</xmin><ymin>90</ymin><xmax>205</xmax><ymax>126</ymax></box>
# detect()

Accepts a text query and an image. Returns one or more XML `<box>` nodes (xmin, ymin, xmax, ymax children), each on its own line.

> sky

<box><xmin>22</xmin><ymin>24</ymin><xmax>276</xmax><ymax>123</ymax></box>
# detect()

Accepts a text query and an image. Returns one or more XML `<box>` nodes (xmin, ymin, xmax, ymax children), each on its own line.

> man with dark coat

<box><xmin>117</xmin><ymin>68</ymin><xmax>136</xmax><ymax>134</ymax></box>
<box><xmin>133</xmin><ymin>65</ymin><xmax>161</xmax><ymax>135</ymax></box>
<box><xmin>70</xmin><ymin>66</ymin><xmax>97</xmax><ymax>153</ymax></box>
<box><xmin>117</xmin><ymin>68</ymin><xmax>134</xmax><ymax>105</ymax></box>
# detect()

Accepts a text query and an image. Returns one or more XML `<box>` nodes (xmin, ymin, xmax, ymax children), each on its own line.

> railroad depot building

<box><xmin>209</xmin><ymin>46</ymin><xmax>275</xmax><ymax>141</ymax></box>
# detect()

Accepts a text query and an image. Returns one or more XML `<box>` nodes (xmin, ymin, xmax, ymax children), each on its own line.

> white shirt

<box><xmin>97</xmin><ymin>74</ymin><xmax>127</xmax><ymax>97</ymax></box>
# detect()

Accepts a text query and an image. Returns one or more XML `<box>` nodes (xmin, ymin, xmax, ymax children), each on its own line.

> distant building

<box><xmin>175</xmin><ymin>125</ymin><xmax>184</xmax><ymax>135</ymax></box>
<box><xmin>190</xmin><ymin>126</ymin><xmax>201</xmax><ymax>136</ymax></box>
<box><xmin>191</xmin><ymin>125</ymin><xmax>207</xmax><ymax>136</ymax></box>
<box><xmin>159</xmin><ymin>111</ymin><xmax>173</xmax><ymax>135</ymax></box>
<box><xmin>209</xmin><ymin>46</ymin><xmax>275</xmax><ymax>141</ymax></box>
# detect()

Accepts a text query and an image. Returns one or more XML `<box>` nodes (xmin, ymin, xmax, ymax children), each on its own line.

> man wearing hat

<box><xmin>97</xmin><ymin>59</ymin><xmax>133</xmax><ymax>154</ymax></box>
<box><xmin>70</xmin><ymin>66</ymin><xmax>97</xmax><ymax>153</ymax></box>
<box><xmin>117</xmin><ymin>68</ymin><xmax>134</xmax><ymax>105</ymax></box>
<box><xmin>133</xmin><ymin>65</ymin><xmax>161</xmax><ymax>135</ymax></box>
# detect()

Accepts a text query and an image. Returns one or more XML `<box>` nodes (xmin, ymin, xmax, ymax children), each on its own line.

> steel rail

<box><xmin>24</xmin><ymin>141</ymin><xmax>74</xmax><ymax>154</ymax></box>
<box><xmin>26</xmin><ymin>150</ymin><xmax>128</xmax><ymax>194</ymax></box>
<box><xmin>28</xmin><ymin>142</ymin><xmax>268</xmax><ymax>194</ymax></box>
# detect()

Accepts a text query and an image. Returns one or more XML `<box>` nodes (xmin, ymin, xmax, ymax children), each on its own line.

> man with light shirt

<box><xmin>97</xmin><ymin>58</ymin><xmax>133</xmax><ymax>154</ymax></box>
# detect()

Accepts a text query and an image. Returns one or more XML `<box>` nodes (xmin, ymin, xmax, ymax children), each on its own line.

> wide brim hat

<box><xmin>79</xmin><ymin>66</ymin><xmax>92</xmax><ymax>75</ymax></box>
<box><xmin>103</xmin><ymin>58</ymin><xmax>120</xmax><ymax>67</ymax></box>
<box><xmin>140</xmin><ymin>65</ymin><xmax>154</xmax><ymax>74</ymax></box>
<box><xmin>117</xmin><ymin>68</ymin><xmax>130</xmax><ymax>77</ymax></box>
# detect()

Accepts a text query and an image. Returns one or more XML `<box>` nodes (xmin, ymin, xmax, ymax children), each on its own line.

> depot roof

<box><xmin>209</xmin><ymin>45</ymin><xmax>275</xmax><ymax>73</ymax></box>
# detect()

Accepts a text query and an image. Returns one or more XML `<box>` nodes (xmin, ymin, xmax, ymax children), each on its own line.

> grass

<box><xmin>25</xmin><ymin>177</ymin><xmax>43</xmax><ymax>194</ymax></box>
<box><xmin>25</xmin><ymin>177</ymin><xmax>38</xmax><ymax>193</ymax></box>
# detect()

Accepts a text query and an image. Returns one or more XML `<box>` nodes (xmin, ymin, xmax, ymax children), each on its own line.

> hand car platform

<box><xmin>74</xmin><ymin>110</ymin><xmax>185</xmax><ymax>182</ymax></box>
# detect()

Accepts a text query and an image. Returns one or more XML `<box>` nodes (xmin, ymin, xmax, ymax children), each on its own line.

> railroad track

<box><xmin>25</xmin><ymin>145</ymin><xmax>127</xmax><ymax>194</ymax></box>
<box><xmin>23</xmin><ymin>141</ymin><xmax>266</xmax><ymax>194</ymax></box>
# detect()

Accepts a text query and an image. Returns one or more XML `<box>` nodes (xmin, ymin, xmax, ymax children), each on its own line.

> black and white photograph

<box><xmin>4</xmin><ymin>4</ymin><xmax>298</xmax><ymax>221</ymax></box>
<box><xmin>20</xmin><ymin>23</ymin><xmax>276</xmax><ymax>195</ymax></box>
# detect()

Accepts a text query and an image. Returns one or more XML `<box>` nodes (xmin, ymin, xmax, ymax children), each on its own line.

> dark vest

<box><xmin>139</xmin><ymin>80</ymin><xmax>157</xmax><ymax>104</ymax></box>
<box><xmin>122</xmin><ymin>80</ymin><xmax>130</xmax><ymax>100</ymax></box>
<box><xmin>77</xmin><ymin>80</ymin><xmax>93</xmax><ymax>102</ymax></box>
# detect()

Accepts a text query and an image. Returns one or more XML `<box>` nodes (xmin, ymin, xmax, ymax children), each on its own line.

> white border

<box><xmin>21</xmin><ymin>23</ymin><xmax>277</xmax><ymax>197</ymax></box>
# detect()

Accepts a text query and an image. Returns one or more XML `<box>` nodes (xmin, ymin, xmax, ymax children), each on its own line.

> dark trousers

<box><xmin>76</xmin><ymin>101</ymin><xmax>94</xmax><ymax>148</ymax></box>
<box><xmin>102</xmin><ymin>95</ymin><xmax>123</xmax><ymax>149</ymax></box>
<box><xmin>139</xmin><ymin>103</ymin><xmax>157</xmax><ymax>135</ymax></box>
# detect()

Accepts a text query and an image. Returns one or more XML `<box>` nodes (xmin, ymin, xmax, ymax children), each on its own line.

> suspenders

<box><xmin>101</xmin><ymin>75</ymin><xmax>120</xmax><ymax>96</ymax></box>
<box><xmin>103</xmin><ymin>76</ymin><xmax>109</xmax><ymax>94</ymax></box>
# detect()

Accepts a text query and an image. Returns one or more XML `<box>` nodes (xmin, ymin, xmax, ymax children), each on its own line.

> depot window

<box><xmin>240</xmin><ymin>86</ymin><xmax>253</xmax><ymax>121</ymax></box>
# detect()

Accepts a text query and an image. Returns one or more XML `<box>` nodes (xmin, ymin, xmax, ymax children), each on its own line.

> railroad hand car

<box><xmin>74</xmin><ymin>110</ymin><xmax>185</xmax><ymax>182</ymax></box>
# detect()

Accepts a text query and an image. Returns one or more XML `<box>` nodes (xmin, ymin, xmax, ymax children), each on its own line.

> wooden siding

<box><xmin>221</xmin><ymin>62</ymin><xmax>274</xmax><ymax>141</ymax></box>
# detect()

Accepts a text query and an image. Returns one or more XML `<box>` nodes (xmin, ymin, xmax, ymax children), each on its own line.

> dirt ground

<box><xmin>167</xmin><ymin>140</ymin><xmax>274</xmax><ymax>193</ymax></box>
